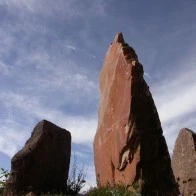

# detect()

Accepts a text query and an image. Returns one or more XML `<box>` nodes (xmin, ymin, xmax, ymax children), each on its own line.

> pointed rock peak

<box><xmin>113</xmin><ymin>32</ymin><xmax>124</xmax><ymax>43</ymax></box>
<box><xmin>94</xmin><ymin>34</ymin><xmax>179</xmax><ymax>195</ymax></box>
<box><xmin>183</xmin><ymin>128</ymin><xmax>196</xmax><ymax>135</ymax></box>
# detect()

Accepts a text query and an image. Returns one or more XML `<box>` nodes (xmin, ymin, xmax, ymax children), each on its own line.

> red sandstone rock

<box><xmin>4</xmin><ymin>120</ymin><xmax>71</xmax><ymax>196</ymax></box>
<box><xmin>172</xmin><ymin>128</ymin><xmax>196</xmax><ymax>196</ymax></box>
<box><xmin>93</xmin><ymin>33</ymin><xmax>179</xmax><ymax>195</ymax></box>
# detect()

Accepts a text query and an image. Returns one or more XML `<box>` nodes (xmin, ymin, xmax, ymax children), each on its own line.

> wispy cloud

<box><xmin>150</xmin><ymin>47</ymin><xmax>196</xmax><ymax>153</ymax></box>
<box><xmin>65</xmin><ymin>45</ymin><xmax>77</xmax><ymax>51</ymax></box>
<box><xmin>1</xmin><ymin>0</ymin><xmax>107</xmax><ymax>19</ymax></box>
<box><xmin>0</xmin><ymin>61</ymin><xmax>10</xmax><ymax>76</ymax></box>
<box><xmin>144</xmin><ymin>72</ymin><xmax>152</xmax><ymax>79</ymax></box>
<box><xmin>0</xmin><ymin>0</ymin><xmax>196</xmax><ymax>190</ymax></box>
<box><xmin>1</xmin><ymin>0</ymin><xmax>81</xmax><ymax>18</ymax></box>
<box><xmin>153</xmin><ymin>54</ymin><xmax>196</xmax><ymax>125</ymax></box>
<box><xmin>0</xmin><ymin>91</ymin><xmax>97</xmax><ymax>153</ymax></box>
<box><xmin>0</xmin><ymin>119</ymin><xmax>29</xmax><ymax>157</ymax></box>
<box><xmin>0</xmin><ymin>0</ymin><xmax>100</xmax><ymax>162</ymax></box>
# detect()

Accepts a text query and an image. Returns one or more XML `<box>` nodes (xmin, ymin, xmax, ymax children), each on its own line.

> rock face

<box><xmin>4</xmin><ymin>120</ymin><xmax>71</xmax><ymax>196</ymax></box>
<box><xmin>172</xmin><ymin>128</ymin><xmax>196</xmax><ymax>196</ymax></box>
<box><xmin>93</xmin><ymin>33</ymin><xmax>179</xmax><ymax>195</ymax></box>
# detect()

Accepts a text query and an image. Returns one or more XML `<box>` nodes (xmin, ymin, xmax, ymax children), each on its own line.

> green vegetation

<box><xmin>85</xmin><ymin>182</ymin><xmax>141</xmax><ymax>196</ymax></box>
<box><xmin>0</xmin><ymin>168</ymin><xmax>10</xmax><ymax>194</ymax></box>
<box><xmin>0</xmin><ymin>164</ymin><xmax>141</xmax><ymax>196</ymax></box>
<box><xmin>66</xmin><ymin>156</ymin><xmax>87</xmax><ymax>195</ymax></box>
<box><xmin>0</xmin><ymin>156</ymin><xmax>86</xmax><ymax>196</ymax></box>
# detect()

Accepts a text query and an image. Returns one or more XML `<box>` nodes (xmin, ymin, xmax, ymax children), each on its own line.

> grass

<box><xmin>0</xmin><ymin>163</ymin><xmax>142</xmax><ymax>196</ymax></box>
<box><xmin>85</xmin><ymin>182</ymin><xmax>141</xmax><ymax>196</ymax></box>
<box><xmin>0</xmin><ymin>156</ymin><xmax>87</xmax><ymax>196</ymax></box>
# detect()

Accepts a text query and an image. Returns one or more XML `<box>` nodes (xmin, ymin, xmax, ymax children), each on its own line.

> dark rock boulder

<box><xmin>172</xmin><ymin>128</ymin><xmax>196</xmax><ymax>196</ymax></box>
<box><xmin>93</xmin><ymin>33</ymin><xmax>179</xmax><ymax>195</ymax></box>
<box><xmin>4</xmin><ymin>120</ymin><xmax>71</xmax><ymax>196</ymax></box>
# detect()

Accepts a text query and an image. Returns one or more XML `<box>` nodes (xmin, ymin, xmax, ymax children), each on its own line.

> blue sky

<box><xmin>0</xmin><ymin>0</ymin><xmax>196</xmax><ymax>191</ymax></box>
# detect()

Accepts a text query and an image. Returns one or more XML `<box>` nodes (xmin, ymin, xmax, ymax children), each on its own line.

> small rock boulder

<box><xmin>172</xmin><ymin>128</ymin><xmax>196</xmax><ymax>196</ymax></box>
<box><xmin>4</xmin><ymin>120</ymin><xmax>71</xmax><ymax>196</ymax></box>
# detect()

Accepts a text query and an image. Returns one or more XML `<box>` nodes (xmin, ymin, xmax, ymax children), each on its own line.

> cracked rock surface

<box><xmin>4</xmin><ymin>120</ymin><xmax>71</xmax><ymax>196</ymax></box>
<box><xmin>172</xmin><ymin>128</ymin><xmax>196</xmax><ymax>196</ymax></box>
<box><xmin>94</xmin><ymin>33</ymin><xmax>179</xmax><ymax>195</ymax></box>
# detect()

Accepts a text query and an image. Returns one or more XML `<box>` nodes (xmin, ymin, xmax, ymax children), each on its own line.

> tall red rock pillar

<box><xmin>93</xmin><ymin>33</ymin><xmax>179</xmax><ymax>195</ymax></box>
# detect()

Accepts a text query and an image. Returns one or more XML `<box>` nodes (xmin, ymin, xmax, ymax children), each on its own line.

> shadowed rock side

<box><xmin>4</xmin><ymin>120</ymin><xmax>71</xmax><ymax>196</ymax></box>
<box><xmin>93</xmin><ymin>33</ymin><xmax>179</xmax><ymax>195</ymax></box>
<box><xmin>172</xmin><ymin>128</ymin><xmax>196</xmax><ymax>196</ymax></box>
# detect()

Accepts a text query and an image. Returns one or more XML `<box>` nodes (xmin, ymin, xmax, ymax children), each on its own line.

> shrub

<box><xmin>0</xmin><ymin>156</ymin><xmax>87</xmax><ymax>196</ymax></box>
<box><xmin>0</xmin><ymin>168</ymin><xmax>10</xmax><ymax>193</ymax></box>
<box><xmin>66</xmin><ymin>156</ymin><xmax>87</xmax><ymax>195</ymax></box>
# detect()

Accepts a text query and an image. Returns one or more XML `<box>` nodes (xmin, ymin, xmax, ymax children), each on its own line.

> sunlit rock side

<box><xmin>4</xmin><ymin>120</ymin><xmax>71</xmax><ymax>196</ymax></box>
<box><xmin>93</xmin><ymin>33</ymin><xmax>179</xmax><ymax>195</ymax></box>
<box><xmin>172</xmin><ymin>128</ymin><xmax>196</xmax><ymax>196</ymax></box>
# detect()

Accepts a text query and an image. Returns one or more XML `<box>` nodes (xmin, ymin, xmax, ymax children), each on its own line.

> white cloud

<box><xmin>2</xmin><ymin>0</ymin><xmax>36</xmax><ymax>11</ymax></box>
<box><xmin>163</xmin><ymin>114</ymin><xmax>196</xmax><ymax>155</ymax></box>
<box><xmin>1</xmin><ymin>0</ymin><xmax>107</xmax><ymax>20</ymax></box>
<box><xmin>0</xmin><ymin>23</ymin><xmax>98</xmax><ymax>103</ymax></box>
<box><xmin>150</xmin><ymin>49</ymin><xmax>196</xmax><ymax>154</ymax></box>
<box><xmin>0</xmin><ymin>0</ymin><xmax>99</xmax><ymax>160</ymax></box>
<box><xmin>0</xmin><ymin>91</ymin><xmax>97</xmax><ymax>156</ymax></box>
<box><xmin>0</xmin><ymin>116</ymin><xmax>97</xmax><ymax>158</ymax></box>
<box><xmin>144</xmin><ymin>72</ymin><xmax>152</xmax><ymax>79</ymax></box>
<box><xmin>1</xmin><ymin>0</ymin><xmax>80</xmax><ymax>17</ymax></box>
<box><xmin>158</xmin><ymin>85</ymin><xmax>196</xmax><ymax>124</ymax></box>
<box><xmin>65</xmin><ymin>45</ymin><xmax>77</xmax><ymax>51</ymax></box>
<box><xmin>153</xmin><ymin>60</ymin><xmax>196</xmax><ymax>125</ymax></box>
<box><xmin>0</xmin><ymin>61</ymin><xmax>10</xmax><ymax>76</ymax></box>
<box><xmin>71</xmin><ymin>151</ymin><xmax>88</xmax><ymax>159</ymax></box>
<box><xmin>0</xmin><ymin>119</ymin><xmax>29</xmax><ymax>157</ymax></box>
<box><xmin>0</xmin><ymin>87</ymin><xmax>97</xmax><ymax>188</ymax></box>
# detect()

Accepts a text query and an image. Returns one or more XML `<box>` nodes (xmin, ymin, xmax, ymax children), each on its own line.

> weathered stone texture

<box><xmin>172</xmin><ymin>128</ymin><xmax>196</xmax><ymax>196</ymax></box>
<box><xmin>4</xmin><ymin>120</ymin><xmax>71</xmax><ymax>196</ymax></box>
<box><xmin>93</xmin><ymin>33</ymin><xmax>179</xmax><ymax>195</ymax></box>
